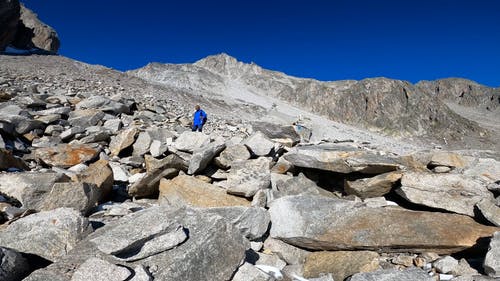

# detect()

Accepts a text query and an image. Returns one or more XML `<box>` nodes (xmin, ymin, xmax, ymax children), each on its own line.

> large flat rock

<box><xmin>173</xmin><ymin>131</ymin><xmax>210</xmax><ymax>152</ymax></box>
<box><xmin>398</xmin><ymin>172</ymin><xmax>493</xmax><ymax>216</ymax></box>
<box><xmin>283</xmin><ymin>144</ymin><xmax>400</xmax><ymax>174</ymax></box>
<box><xmin>269</xmin><ymin>195</ymin><xmax>499</xmax><ymax>254</ymax></box>
<box><xmin>159</xmin><ymin>175</ymin><xmax>250</xmax><ymax>208</ymax></box>
<box><xmin>23</xmin><ymin>206</ymin><xmax>249</xmax><ymax>281</ymax></box>
<box><xmin>0</xmin><ymin>208</ymin><xmax>91</xmax><ymax>261</ymax></box>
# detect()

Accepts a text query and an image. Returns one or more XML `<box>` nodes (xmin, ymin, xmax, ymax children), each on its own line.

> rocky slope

<box><xmin>0</xmin><ymin>0</ymin><xmax>59</xmax><ymax>53</ymax></box>
<box><xmin>1</xmin><ymin>53</ymin><xmax>500</xmax><ymax>280</ymax></box>
<box><xmin>129</xmin><ymin>54</ymin><xmax>498</xmax><ymax>150</ymax></box>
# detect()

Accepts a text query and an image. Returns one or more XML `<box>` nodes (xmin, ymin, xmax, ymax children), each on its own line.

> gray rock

<box><xmin>252</xmin><ymin>121</ymin><xmax>301</xmax><ymax>146</ymax></box>
<box><xmin>345</xmin><ymin>172</ymin><xmax>402</xmax><ymax>199</ymax></box>
<box><xmin>5</xmin><ymin>115</ymin><xmax>46</xmax><ymax>135</ymax></box>
<box><xmin>244</xmin><ymin>131</ymin><xmax>275</xmax><ymax>156</ymax></box>
<box><xmin>398</xmin><ymin>172</ymin><xmax>493</xmax><ymax>216</ymax></box>
<box><xmin>214</xmin><ymin>144</ymin><xmax>251</xmax><ymax>169</ymax></box>
<box><xmin>37</xmin><ymin>114</ymin><xmax>63</xmax><ymax>125</ymax></box>
<box><xmin>149</xmin><ymin>139</ymin><xmax>167</xmax><ymax>157</ymax></box>
<box><xmin>477</xmin><ymin>198</ymin><xmax>500</xmax><ymax>226</ymax></box>
<box><xmin>256</xmin><ymin>252</ymin><xmax>287</xmax><ymax>269</ymax></box>
<box><xmin>22</xmin><ymin>270</ymin><xmax>67</xmax><ymax>281</ymax></box>
<box><xmin>109</xmin><ymin>162</ymin><xmax>129</xmax><ymax>182</ymax></box>
<box><xmin>78</xmin><ymin>131</ymin><xmax>110</xmax><ymax>144</ymax></box>
<box><xmin>102</xmin><ymin>119</ymin><xmax>122</xmax><ymax>133</ymax></box>
<box><xmin>0</xmin><ymin>247</ymin><xmax>29</xmax><ymax>281</ymax></box>
<box><xmin>226</xmin><ymin>157</ymin><xmax>272</xmax><ymax>197</ymax></box>
<box><xmin>40</xmin><ymin>182</ymin><xmax>99</xmax><ymax>215</ymax></box>
<box><xmin>32</xmin><ymin>135</ymin><xmax>62</xmax><ymax>148</ymax></box>
<box><xmin>232</xmin><ymin>262</ymin><xmax>273</xmax><ymax>281</ymax></box>
<box><xmin>263</xmin><ymin>237</ymin><xmax>310</xmax><ymax>265</ymax></box>
<box><xmin>146</xmin><ymin>127</ymin><xmax>175</xmax><ymax>143</ymax></box>
<box><xmin>270</xmin><ymin>172</ymin><xmax>331</xmax><ymax>200</ymax></box>
<box><xmin>35</xmin><ymin>106</ymin><xmax>71</xmax><ymax>116</ymax></box>
<box><xmin>68</xmin><ymin>109</ymin><xmax>105</xmax><ymax>128</ymax></box>
<box><xmin>76</xmin><ymin>96</ymin><xmax>130</xmax><ymax>115</ymax></box>
<box><xmin>284</xmin><ymin>144</ymin><xmax>399</xmax><ymax>174</ymax></box>
<box><xmin>484</xmin><ymin>231</ymin><xmax>500</xmax><ymax>278</ymax></box>
<box><xmin>0</xmin><ymin>208</ymin><xmax>91</xmax><ymax>261</ymax></box>
<box><xmin>206</xmin><ymin>206</ymin><xmax>270</xmax><ymax>240</ymax></box>
<box><xmin>433</xmin><ymin>256</ymin><xmax>459</xmax><ymax>274</ymax></box>
<box><xmin>268</xmin><ymin>195</ymin><xmax>499</xmax><ymax>254</ymax></box>
<box><xmin>90</xmin><ymin>210</ymin><xmax>187</xmax><ymax>261</ymax></box>
<box><xmin>0</xmin><ymin>172</ymin><xmax>70</xmax><ymax>209</ymax></box>
<box><xmin>60</xmin><ymin>126</ymin><xmax>86</xmax><ymax>141</ymax></box>
<box><xmin>173</xmin><ymin>131</ymin><xmax>210</xmax><ymax>152</ymax></box>
<box><xmin>463</xmin><ymin>158</ymin><xmax>500</xmax><ymax>185</ymax></box>
<box><xmin>188</xmin><ymin>140</ymin><xmax>226</xmax><ymax>174</ymax></box>
<box><xmin>132</xmin><ymin>131</ymin><xmax>152</xmax><ymax>156</ymax></box>
<box><xmin>71</xmin><ymin>257</ymin><xmax>131</xmax><ymax>281</ymax></box>
<box><xmin>130</xmin><ymin>265</ymin><xmax>153</xmax><ymax>281</ymax></box>
<box><xmin>23</xmin><ymin>206</ymin><xmax>249</xmax><ymax>281</ymax></box>
<box><xmin>128</xmin><ymin>154</ymin><xmax>186</xmax><ymax>197</ymax></box>
<box><xmin>109</xmin><ymin>126</ymin><xmax>138</xmax><ymax>156</ymax></box>
<box><xmin>120</xmin><ymin>155</ymin><xmax>144</xmax><ymax>168</ymax></box>
<box><xmin>348</xmin><ymin>267</ymin><xmax>433</xmax><ymax>281</ymax></box>
<box><xmin>44</xmin><ymin>124</ymin><xmax>64</xmax><ymax>135</ymax></box>
<box><xmin>451</xmin><ymin>258</ymin><xmax>479</xmax><ymax>276</ymax></box>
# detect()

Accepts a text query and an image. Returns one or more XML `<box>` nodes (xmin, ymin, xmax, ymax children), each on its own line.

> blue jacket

<box><xmin>193</xmin><ymin>109</ymin><xmax>207</xmax><ymax>126</ymax></box>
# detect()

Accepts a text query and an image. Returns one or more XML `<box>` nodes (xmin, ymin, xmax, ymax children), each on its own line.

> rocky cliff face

<box><xmin>417</xmin><ymin>78</ymin><xmax>500</xmax><ymax>112</ymax></box>
<box><xmin>130</xmin><ymin>54</ymin><xmax>496</xmax><ymax>149</ymax></box>
<box><xmin>0</xmin><ymin>0</ymin><xmax>20</xmax><ymax>50</ymax></box>
<box><xmin>0</xmin><ymin>1</ymin><xmax>59</xmax><ymax>53</ymax></box>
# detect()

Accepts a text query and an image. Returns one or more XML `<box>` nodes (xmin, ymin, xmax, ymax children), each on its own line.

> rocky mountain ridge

<box><xmin>129</xmin><ymin>54</ymin><xmax>499</xmax><ymax>151</ymax></box>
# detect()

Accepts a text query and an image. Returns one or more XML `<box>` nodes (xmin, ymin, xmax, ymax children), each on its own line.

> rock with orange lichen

<box><xmin>34</xmin><ymin>143</ymin><xmax>100</xmax><ymax>168</ymax></box>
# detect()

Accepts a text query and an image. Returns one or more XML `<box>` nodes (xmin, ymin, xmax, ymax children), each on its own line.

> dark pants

<box><xmin>192</xmin><ymin>124</ymin><xmax>203</xmax><ymax>132</ymax></box>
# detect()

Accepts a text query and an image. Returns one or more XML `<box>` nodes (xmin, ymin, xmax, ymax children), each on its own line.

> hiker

<box><xmin>192</xmin><ymin>105</ymin><xmax>207</xmax><ymax>132</ymax></box>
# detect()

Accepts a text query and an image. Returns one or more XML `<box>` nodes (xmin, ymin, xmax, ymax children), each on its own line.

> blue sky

<box><xmin>22</xmin><ymin>0</ymin><xmax>500</xmax><ymax>87</ymax></box>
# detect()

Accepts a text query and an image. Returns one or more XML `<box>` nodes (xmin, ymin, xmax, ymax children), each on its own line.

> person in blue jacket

<box><xmin>192</xmin><ymin>105</ymin><xmax>207</xmax><ymax>132</ymax></box>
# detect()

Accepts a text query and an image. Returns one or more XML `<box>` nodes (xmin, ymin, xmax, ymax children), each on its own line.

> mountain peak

<box><xmin>194</xmin><ymin>53</ymin><xmax>262</xmax><ymax>77</ymax></box>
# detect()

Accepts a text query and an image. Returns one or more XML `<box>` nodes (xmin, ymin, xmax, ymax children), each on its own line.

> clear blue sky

<box><xmin>22</xmin><ymin>0</ymin><xmax>500</xmax><ymax>87</ymax></box>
